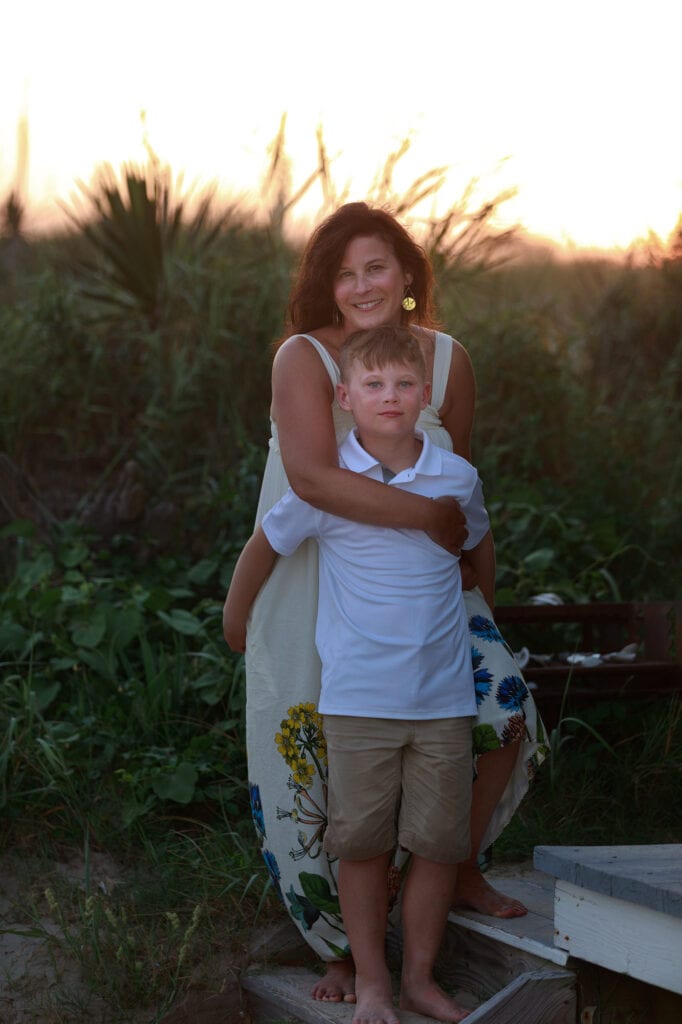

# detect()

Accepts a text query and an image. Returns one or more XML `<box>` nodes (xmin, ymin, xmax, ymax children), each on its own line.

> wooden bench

<box><xmin>494</xmin><ymin>600</ymin><xmax>682</xmax><ymax>728</ymax></box>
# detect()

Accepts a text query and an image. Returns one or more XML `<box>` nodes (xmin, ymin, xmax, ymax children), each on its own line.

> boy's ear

<box><xmin>336</xmin><ymin>381</ymin><xmax>352</xmax><ymax>411</ymax></box>
<box><xmin>421</xmin><ymin>381</ymin><xmax>431</xmax><ymax>409</ymax></box>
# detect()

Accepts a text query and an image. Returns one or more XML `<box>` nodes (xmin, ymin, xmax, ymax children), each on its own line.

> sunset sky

<box><xmin>2</xmin><ymin>0</ymin><xmax>680</xmax><ymax>252</ymax></box>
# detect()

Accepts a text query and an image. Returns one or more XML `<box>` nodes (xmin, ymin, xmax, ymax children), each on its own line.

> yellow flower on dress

<box><xmin>275</xmin><ymin>701</ymin><xmax>328</xmax><ymax>789</ymax></box>
<box><xmin>274</xmin><ymin>701</ymin><xmax>330</xmax><ymax>857</ymax></box>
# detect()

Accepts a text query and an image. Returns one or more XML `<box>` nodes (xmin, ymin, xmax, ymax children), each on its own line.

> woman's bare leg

<box><xmin>452</xmin><ymin>740</ymin><xmax>527</xmax><ymax>918</ymax></box>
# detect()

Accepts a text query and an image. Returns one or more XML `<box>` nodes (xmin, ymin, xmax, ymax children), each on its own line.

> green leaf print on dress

<box><xmin>275</xmin><ymin>702</ymin><xmax>330</xmax><ymax>861</ymax></box>
<box><xmin>286</xmin><ymin>873</ymin><xmax>349</xmax><ymax>956</ymax></box>
<box><xmin>472</xmin><ymin>721</ymin><xmax>502</xmax><ymax>756</ymax></box>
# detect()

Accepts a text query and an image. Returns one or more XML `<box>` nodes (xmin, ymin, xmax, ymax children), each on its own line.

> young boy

<box><xmin>224</xmin><ymin>325</ymin><xmax>493</xmax><ymax>1024</ymax></box>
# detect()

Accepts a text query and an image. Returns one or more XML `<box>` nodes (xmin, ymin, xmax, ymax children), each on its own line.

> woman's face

<box><xmin>333</xmin><ymin>234</ymin><xmax>411</xmax><ymax>334</ymax></box>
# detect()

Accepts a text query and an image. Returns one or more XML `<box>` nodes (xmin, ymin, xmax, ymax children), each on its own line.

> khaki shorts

<box><xmin>322</xmin><ymin>715</ymin><xmax>473</xmax><ymax>864</ymax></box>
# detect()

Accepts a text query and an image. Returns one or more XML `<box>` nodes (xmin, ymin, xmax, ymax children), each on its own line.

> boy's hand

<box><xmin>223</xmin><ymin>606</ymin><xmax>247</xmax><ymax>653</ymax></box>
<box><xmin>221</xmin><ymin>526</ymin><xmax>278</xmax><ymax>654</ymax></box>
<box><xmin>427</xmin><ymin>495</ymin><xmax>468</xmax><ymax>555</ymax></box>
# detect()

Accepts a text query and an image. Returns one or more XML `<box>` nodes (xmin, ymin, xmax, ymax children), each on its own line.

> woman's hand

<box><xmin>459</xmin><ymin>555</ymin><xmax>479</xmax><ymax>592</ymax></box>
<box><xmin>426</xmin><ymin>495</ymin><xmax>468</xmax><ymax>555</ymax></box>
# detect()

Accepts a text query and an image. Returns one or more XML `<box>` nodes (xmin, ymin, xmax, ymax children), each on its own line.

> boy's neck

<box><xmin>356</xmin><ymin>431</ymin><xmax>423</xmax><ymax>474</ymax></box>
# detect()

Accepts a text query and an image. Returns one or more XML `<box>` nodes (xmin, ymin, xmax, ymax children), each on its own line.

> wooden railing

<box><xmin>495</xmin><ymin>600</ymin><xmax>682</xmax><ymax>727</ymax></box>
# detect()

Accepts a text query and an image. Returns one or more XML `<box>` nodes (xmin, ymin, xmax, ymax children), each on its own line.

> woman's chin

<box><xmin>344</xmin><ymin>307</ymin><xmax>401</xmax><ymax>332</ymax></box>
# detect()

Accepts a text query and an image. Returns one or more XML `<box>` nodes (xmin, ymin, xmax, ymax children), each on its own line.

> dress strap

<box><xmin>431</xmin><ymin>332</ymin><xmax>454</xmax><ymax>409</ymax></box>
<box><xmin>293</xmin><ymin>332</ymin><xmax>453</xmax><ymax>401</ymax></box>
<box><xmin>296</xmin><ymin>334</ymin><xmax>341</xmax><ymax>387</ymax></box>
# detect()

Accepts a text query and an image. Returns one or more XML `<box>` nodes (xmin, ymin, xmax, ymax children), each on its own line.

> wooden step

<box><xmin>445</xmin><ymin>867</ymin><xmax>569</xmax><ymax>966</ymax></box>
<box><xmin>242</xmin><ymin>965</ymin><xmax>453</xmax><ymax>1024</ymax></box>
<box><xmin>242</xmin><ymin>867</ymin><xmax>576</xmax><ymax>1024</ymax></box>
<box><xmin>242</xmin><ymin>962</ymin><xmax>575</xmax><ymax>1024</ymax></box>
<box><xmin>535</xmin><ymin>844</ymin><xmax>682</xmax><ymax>994</ymax></box>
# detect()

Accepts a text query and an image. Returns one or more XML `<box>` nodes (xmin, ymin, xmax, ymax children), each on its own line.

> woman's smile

<box><xmin>333</xmin><ymin>235</ymin><xmax>411</xmax><ymax>332</ymax></box>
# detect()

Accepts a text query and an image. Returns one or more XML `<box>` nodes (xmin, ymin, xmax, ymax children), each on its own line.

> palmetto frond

<box><xmin>66</xmin><ymin>162</ymin><xmax>222</xmax><ymax>328</ymax></box>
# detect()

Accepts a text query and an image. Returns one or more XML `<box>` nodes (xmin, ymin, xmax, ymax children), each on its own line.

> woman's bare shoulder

<box><xmin>441</xmin><ymin>332</ymin><xmax>475</xmax><ymax>392</ymax></box>
<box><xmin>450</xmin><ymin>335</ymin><xmax>474</xmax><ymax>370</ymax></box>
<box><xmin>421</xmin><ymin>326</ymin><xmax>468</xmax><ymax>356</ymax></box>
<box><xmin>275</xmin><ymin>331</ymin><xmax>313</xmax><ymax>357</ymax></box>
<box><xmin>274</xmin><ymin>332</ymin><xmax>325</xmax><ymax>371</ymax></box>
<box><xmin>274</xmin><ymin>328</ymin><xmax>338</xmax><ymax>360</ymax></box>
<box><xmin>411</xmin><ymin>324</ymin><xmax>436</xmax><ymax>344</ymax></box>
<box><xmin>271</xmin><ymin>333</ymin><xmax>335</xmax><ymax>418</ymax></box>
<box><xmin>435</xmin><ymin>330</ymin><xmax>475</xmax><ymax>458</ymax></box>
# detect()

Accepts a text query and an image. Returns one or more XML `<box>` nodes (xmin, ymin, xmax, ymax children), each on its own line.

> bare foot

<box><xmin>401</xmin><ymin>979</ymin><xmax>470</xmax><ymax>1022</ymax></box>
<box><xmin>353</xmin><ymin>975</ymin><xmax>399</xmax><ymax>1024</ymax></box>
<box><xmin>311</xmin><ymin>959</ymin><xmax>356</xmax><ymax>1003</ymax></box>
<box><xmin>452</xmin><ymin>865</ymin><xmax>527</xmax><ymax>919</ymax></box>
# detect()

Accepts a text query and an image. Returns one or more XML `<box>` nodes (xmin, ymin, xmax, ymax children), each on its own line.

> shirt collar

<box><xmin>339</xmin><ymin>428</ymin><xmax>444</xmax><ymax>480</ymax></box>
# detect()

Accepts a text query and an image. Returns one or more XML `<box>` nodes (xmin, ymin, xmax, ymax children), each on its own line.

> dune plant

<box><xmin>2</xmin><ymin>818</ymin><xmax>268</xmax><ymax>1021</ymax></box>
<box><xmin>1</xmin><ymin>188</ymin><xmax>26</xmax><ymax>238</ymax></box>
<box><xmin>65</xmin><ymin>157</ymin><xmax>225</xmax><ymax>330</ymax></box>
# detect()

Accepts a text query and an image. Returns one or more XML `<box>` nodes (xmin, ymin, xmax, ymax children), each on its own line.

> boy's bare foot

<box><xmin>452</xmin><ymin>865</ymin><xmax>527</xmax><ymax>919</ymax></box>
<box><xmin>353</xmin><ymin>978</ymin><xmax>399</xmax><ymax>1024</ymax></box>
<box><xmin>401</xmin><ymin>979</ymin><xmax>470</xmax><ymax>1022</ymax></box>
<box><xmin>311</xmin><ymin>959</ymin><xmax>356</xmax><ymax>1002</ymax></box>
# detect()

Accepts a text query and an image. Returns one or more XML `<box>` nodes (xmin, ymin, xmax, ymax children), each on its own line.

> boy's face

<box><xmin>337</xmin><ymin>359</ymin><xmax>430</xmax><ymax>442</ymax></box>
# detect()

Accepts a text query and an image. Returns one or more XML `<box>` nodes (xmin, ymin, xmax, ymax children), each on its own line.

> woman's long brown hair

<box><xmin>277</xmin><ymin>202</ymin><xmax>439</xmax><ymax>346</ymax></box>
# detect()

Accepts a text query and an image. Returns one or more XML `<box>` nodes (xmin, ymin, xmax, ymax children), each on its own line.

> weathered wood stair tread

<box><xmin>534</xmin><ymin>843</ymin><xmax>682</xmax><ymax>918</ymax></box>
<box><xmin>242</xmin><ymin>965</ymin><xmax>451</xmax><ymax>1024</ymax></box>
<box><xmin>243</xmin><ymin>868</ymin><xmax>576</xmax><ymax>1024</ymax></box>
<box><xmin>446</xmin><ymin>868</ymin><xmax>569</xmax><ymax>966</ymax></box>
<box><xmin>242</xmin><ymin>963</ymin><xmax>575</xmax><ymax>1024</ymax></box>
<box><xmin>535</xmin><ymin>844</ymin><xmax>682</xmax><ymax>995</ymax></box>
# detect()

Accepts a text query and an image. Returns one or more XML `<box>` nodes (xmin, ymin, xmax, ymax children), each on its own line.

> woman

<box><xmin>245</xmin><ymin>202</ymin><xmax>546</xmax><ymax>1001</ymax></box>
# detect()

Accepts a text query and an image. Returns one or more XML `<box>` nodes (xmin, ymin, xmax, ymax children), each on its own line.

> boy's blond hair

<box><xmin>339</xmin><ymin>325</ymin><xmax>426</xmax><ymax>382</ymax></box>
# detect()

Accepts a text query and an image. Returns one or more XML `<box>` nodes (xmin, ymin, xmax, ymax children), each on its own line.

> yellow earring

<box><xmin>402</xmin><ymin>287</ymin><xmax>416</xmax><ymax>312</ymax></box>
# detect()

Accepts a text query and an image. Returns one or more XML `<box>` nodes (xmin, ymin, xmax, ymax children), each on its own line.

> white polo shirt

<box><xmin>261</xmin><ymin>429</ymin><xmax>490</xmax><ymax>720</ymax></box>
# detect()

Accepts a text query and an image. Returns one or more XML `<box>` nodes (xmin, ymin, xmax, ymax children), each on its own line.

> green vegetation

<box><xmin>1</xmin><ymin>145</ymin><xmax>680</xmax><ymax>1020</ymax></box>
<box><xmin>497</xmin><ymin>695</ymin><xmax>682</xmax><ymax>860</ymax></box>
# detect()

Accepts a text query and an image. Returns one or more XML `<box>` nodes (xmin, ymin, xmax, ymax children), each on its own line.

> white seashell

<box><xmin>530</xmin><ymin>592</ymin><xmax>564</xmax><ymax>606</ymax></box>
<box><xmin>514</xmin><ymin>646</ymin><xmax>530</xmax><ymax>669</ymax></box>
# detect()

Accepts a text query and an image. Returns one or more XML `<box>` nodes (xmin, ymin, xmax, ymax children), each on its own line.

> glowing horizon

<box><xmin>2</xmin><ymin>0</ymin><xmax>681</xmax><ymax>253</ymax></box>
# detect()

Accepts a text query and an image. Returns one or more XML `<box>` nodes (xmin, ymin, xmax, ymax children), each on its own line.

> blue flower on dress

<box><xmin>471</xmin><ymin>647</ymin><xmax>493</xmax><ymax>706</ymax></box>
<box><xmin>250</xmin><ymin>782</ymin><xmax>266</xmax><ymax>838</ymax></box>
<box><xmin>262</xmin><ymin>849</ymin><xmax>283</xmax><ymax>902</ymax></box>
<box><xmin>469</xmin><ymin>614</ymin><xmax>504</xmax><ymax>645</ymax></box>
<box><xmin>496</xmin><ymin>675</ymin><xmax>530</xmax><ymax>712</ymax></box>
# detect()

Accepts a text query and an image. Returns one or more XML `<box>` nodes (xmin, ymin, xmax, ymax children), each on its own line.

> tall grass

<box><xmin>451</xmin><ymin>253</ymin><xmax>682</xmax><ymax>601</ymax></box>
<box><xmin>496</xmin><ymin>695</ymin><xmax>682</xmax><ymax>859</ymax></box>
